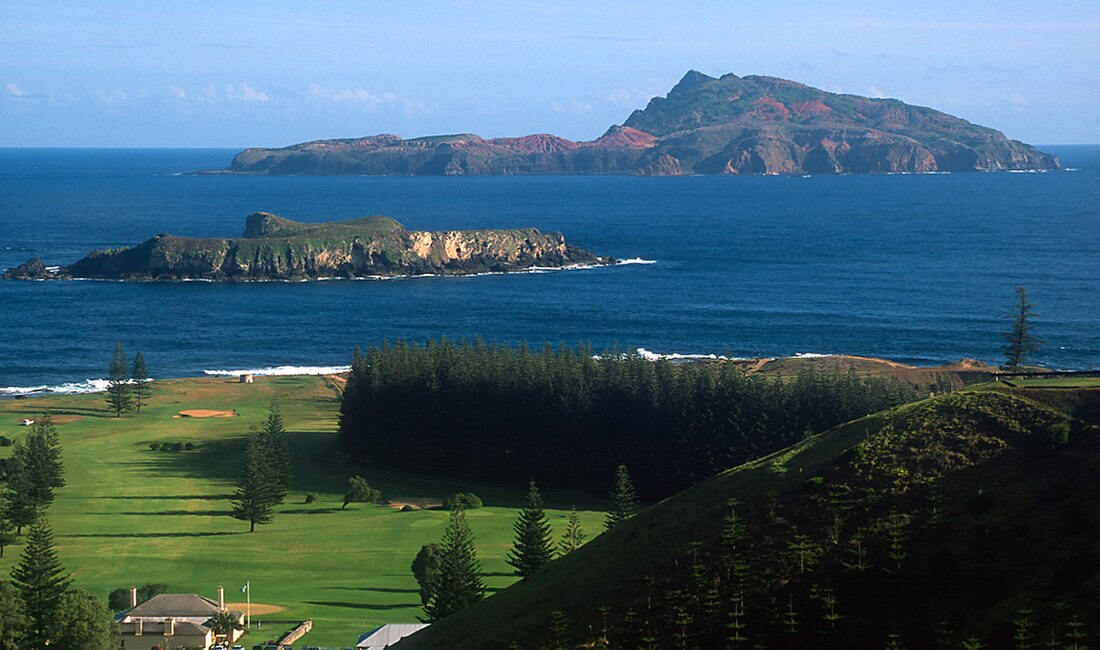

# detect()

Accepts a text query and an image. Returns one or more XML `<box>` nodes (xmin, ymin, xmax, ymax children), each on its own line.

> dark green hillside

<box><xmin>395</xmin><ymin>385</ymin><xmax>1100</xmax><ymax>649</ymax></box>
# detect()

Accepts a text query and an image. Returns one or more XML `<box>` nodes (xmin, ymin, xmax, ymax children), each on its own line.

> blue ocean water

<box><xmin>0</xmin><ymin>146</ymin><xmax>1097</xmax><ymax>390</ymax></box>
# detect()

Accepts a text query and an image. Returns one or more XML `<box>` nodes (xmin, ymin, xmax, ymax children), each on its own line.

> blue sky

<box><xmin>2</xmin><ymin>1</ymin><xmax>1098</xmax><ymax>147</ymax></box>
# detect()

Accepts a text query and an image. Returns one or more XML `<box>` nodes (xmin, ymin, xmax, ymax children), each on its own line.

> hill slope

<box><xmin>396</xmin><ymin>384</ymin><xmax>1100</xmax><ymax>649</ymax></box>
<box><xmin>225</xmin><ymin>70</ymin><xmax>1058</xmax><ymax>177</ymax></box>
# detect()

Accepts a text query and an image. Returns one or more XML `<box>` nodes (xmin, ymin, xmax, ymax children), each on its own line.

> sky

<box><xmin>1</xmin><ymin>1</ymin><xmax>1098</xmax><ymax>147</ymax></box>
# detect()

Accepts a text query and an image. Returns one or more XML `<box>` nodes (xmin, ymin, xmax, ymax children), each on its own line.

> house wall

<box><xmin>120</xmin><ymin>631</ymin><xmax>212</xmax><ymax>650</ymax></box>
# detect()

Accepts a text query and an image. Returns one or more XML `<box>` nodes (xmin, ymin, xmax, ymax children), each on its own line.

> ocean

<box><xmin>1</xmin><ymin>146</ymin><xmax>1097</xmax><ymax>392</ymax></box>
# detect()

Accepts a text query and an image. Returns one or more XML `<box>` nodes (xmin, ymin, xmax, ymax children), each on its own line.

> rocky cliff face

<box><xmin>223</xmin><ymin>71</ymin><xmax>1059</xmax><ymax>177</ymax></box>
<box><xmin>24</xmin><ymin>213</ymin><xmax>607</xmax><ymax>281</ymax></box>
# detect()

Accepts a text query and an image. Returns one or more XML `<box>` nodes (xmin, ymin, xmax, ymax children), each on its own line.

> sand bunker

<box><xmin>224</xmin><ymin>602</ymin><xmax>286</xmax><ymax>615</ymax></box>
<box><xmin>387</xmin><ymin>497</ymin><xmax>443</xmax><ymax>510</ymax></box>
<box><xmin>178</xmin><ymin>409</ymin><xmax>237</xmax><ymax>418</ymax></box>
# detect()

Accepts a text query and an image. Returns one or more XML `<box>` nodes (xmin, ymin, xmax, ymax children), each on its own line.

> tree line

<box><xmin>338</xmin><ymin>339</ymin><xmax>917</xmax><ymax>500</ymax></box>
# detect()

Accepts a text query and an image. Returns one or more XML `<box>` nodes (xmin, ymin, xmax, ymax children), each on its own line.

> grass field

<box><xmin>0</xmin><ymin>376</ymin><xmax>606</xmax><ymax>647</ymax></box>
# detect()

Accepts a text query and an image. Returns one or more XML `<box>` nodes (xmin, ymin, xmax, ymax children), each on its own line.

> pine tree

<box><xmin>884</xmin><ymin>633</ymin><xmax>905</xmax><ymax>650</ymax></box>
<box><xmin>547</xmin><ymin>610</ymin><xmax>570</xmax><ymax>650</ymax></box>
<box><xmin>507</xmin><ymin>481</ymin><xmax>554</xmax><ymax>577</ymax></box>
<box><xmin>0</xmin><ymin>509</ymin><xmax>14</xmax><ymax>557</ymax></box>
<box><xmin>605</xmin><ymin>464</ymin><xmax>639</xmax><ymax>530</ymax></box>
<box><xmin>106</xmin><ymin>341</ymin><xmax>133</xmax><ymax>416</ymax></box>
<box><xmin>1003</xmin><ymin>286</ymin><xmax>1044</xmax><ymax>371</ymax></box>
<box><xmin>885</xmin><ymin>510</ymin><xmax>909</xmax><ymax>574</ymax></box>
<box><xmin>424</xmin><ymin>508</ymin><xmax>485</xmax><ymax>621</ymax></box>
<box><xmin>960</xmin><ymin>638</ymin><xmax>986</xmax><ymax>650</ymax></box>
<box><xmin>559</xmin><ymin>506</ymin><xmax>585</xmax><ymax>555</ymax></box>
<box><xmin>1013</xmin><ymin>607</ymin><xmax>1036</xmax><ymax>650</ymax></box>
<box><xmin>130</xmin><ymin>351</ymin><xmax>152</xmax><ymax>413</ymax></box>
<box><xmin>411</xmin><ymin>543</ymin><xmax>444</xmax><ymax>606</ymax></box>
<box><xmin>787</xmin><ymin>533</ymin><xmax>819</xmax><ymax>574</ymax></box>
<box><xmin>843</xmin><ymin>530</ymin><xmax>872</xmax><ymax>572</ymax></box>
<box><xmin>1064</xmin><ymin>616</ymin><xmax>1087</xmax><ymax>650</ymax></box>
<box><xmin>10</xmin><ymin>518</ymin><xmax>71</xmax><ymax>649</ymax></box>
<box><xmin>6</xmin><ymin>417</ymin><xmax>65</xmax><ymax>529</ymax></box>
<box><xmin>230</xmin><ymin>435</ymin><xmax>276</xmax><ymax>532</ymax></box>
<box><xmin>256</xmin><ymin>400</ymin><xmax>292</xmax><ymax>505</ymax></box>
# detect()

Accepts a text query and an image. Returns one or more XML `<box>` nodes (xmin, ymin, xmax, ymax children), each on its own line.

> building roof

<box><xmin>119</xmin><ymin>620</ymin><xmax>211</xmax><ymax>637</ymax></box>
<box><xmin>126</xmin><ymin>593</ymin><xmax>222</xmax><ymax>618</ymax></box>
<box><xmin>356</xmin><ymin>623</ymin><xmax>430</xmax><ymax>648</ymax></box>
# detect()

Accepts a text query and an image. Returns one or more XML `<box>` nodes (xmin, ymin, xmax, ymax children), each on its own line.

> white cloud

<box><xmin>866</xmin><ymin>85</ymin><xmax>886</xmax><ymax>99</ymax></box>
<box><xmin>308</xmin><ymin>83</ymin><xmax>382</xmax><ymax>104</ymax></box>
<box><xmin>169</xmin><ymin>85</ymin><xmax>187</xmax><ymax>100</ymax></box>
<box><xmin>227</xmin><ymin>82</ymin><xmax>268</xmax><ymax>103</ymax></box>
<box><xmin>6</xmin><ymin>82</ymin><xmax>27</xmax><ymax>98</ymax></box>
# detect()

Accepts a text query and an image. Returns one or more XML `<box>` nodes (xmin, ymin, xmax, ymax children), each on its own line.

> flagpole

<box><xmin>246</xmin><ymin>581</ymin><xmax>251</xmax><ymax>630</ymax></box>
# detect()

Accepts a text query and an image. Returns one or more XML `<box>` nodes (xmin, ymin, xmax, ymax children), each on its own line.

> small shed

<box><xmin>356</xmin><ymin>623</ymin><xmax>429</xmax><ymax>649</ymax></box>
<box><xmin>239</xmin><ymin>373</ymin><xmax>254</xmax><ymax>384</ymax></box>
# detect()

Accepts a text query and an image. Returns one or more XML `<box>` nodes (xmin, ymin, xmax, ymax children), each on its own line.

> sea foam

<box><xmin>202</xmin><ymin>365</ymin><xmax>351</xmax><ymax>377</ymax></box>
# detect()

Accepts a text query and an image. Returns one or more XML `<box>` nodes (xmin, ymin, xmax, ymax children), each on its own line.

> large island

<box><xmin>223</xmin><ymin>70</ymin><xmax>1059</xmax><ymax>176</ymax></box>
<box><xmin>2</xmin><ymin>212</ymin><xmax>609</xmax><ymax>281</ymax></box>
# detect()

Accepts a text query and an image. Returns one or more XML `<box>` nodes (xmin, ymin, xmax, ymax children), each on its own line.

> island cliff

<box><xmin>2</xmin><ymin>213</ymin><xmax>608</xmax><ymax>281</ymax></box>
<box><xmin>224</xmin><ymin>70</ymin><xmax>1059</xmax><ymax>176</ymax></box>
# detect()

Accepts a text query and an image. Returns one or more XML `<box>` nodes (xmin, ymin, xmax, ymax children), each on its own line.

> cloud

<box><xmin>226</xmin><ymin>82</ymin><xmax>268</xmax><ymax>103</ymax></box>
<box><xmin>866</xmin><ymin>85</ymin><xmax>886</xmax><ymax>99</ymax></box>
<box><xmin>309</xmin><ymin>83</ymin><xmax>383</xmax><ymax>104</ymax></box>
<box><xmin>169</xmin><ymin>85</ymin><xmax>187</xmax><ymax>100</ymax></box>
<box><xmin>6</xmin><ymin>82</ymin><xmax>27</xmax><ymax>98</ymax></box>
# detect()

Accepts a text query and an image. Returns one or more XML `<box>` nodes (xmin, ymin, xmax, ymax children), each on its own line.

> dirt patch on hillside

<box><xmin>753</xmin><ymin>355</ymin><xmax>996</xmax><ymax>388</ymax></box>
<box><xmin>178</xmin><ymin>409</ymin><xmax>237</xmax><ymax>418</ymax></box>
<box><xmin>224</xmin><ymin>602</ymin><xmax>286</xmax><ymax>615</ymax></box>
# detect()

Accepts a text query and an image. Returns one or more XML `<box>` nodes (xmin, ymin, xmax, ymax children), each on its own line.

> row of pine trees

<box><xmin>338</xmin><ymin>339</ymin><xmax>917</xmax><ymax>500</ymax></box>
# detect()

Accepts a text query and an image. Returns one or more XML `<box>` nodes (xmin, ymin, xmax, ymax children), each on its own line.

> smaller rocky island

<box><xmin>2</xmin><ymin>213</ymin><xmax>610</xmax><ymax>281</ymax></box>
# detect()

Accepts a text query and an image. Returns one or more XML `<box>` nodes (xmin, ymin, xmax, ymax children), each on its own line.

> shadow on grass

<box><xmin>325</xmin><ymin>587</ymin><xmax>419</xmax><ymax>594</ymax></box>
<box><xmin>304</xmin><ymin>601</ymin><xmax>418</xmax><ymax>611</ymax></box>
<box><xmin>280</xmin><ymin>508</ymin><xmax>343</xmax><ymax>515</ymax></box>
<box><xmin>116</xmin><ymin>510</ymin><xmax>234</xmax><ymax>517</ymax></box>
<box><xmin>38</xmin><ymin>407</ymin><xmax>115</xmax><ymax>419</ymax></box>
<box><xmin>89</xmin><ymin>494</ymin><xmax>234</xmax><ymax>501</ymax></box>
<box><xmin>60</xmin><ymin>531</ymin><xmax>241</xmax><ymax>539</ymax></box>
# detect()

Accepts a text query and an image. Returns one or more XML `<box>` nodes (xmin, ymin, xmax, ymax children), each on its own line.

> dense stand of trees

<box><xmin>339</xmin><ymin>339</ymin><xmax>917</xmax><ymax>499</ymax></box>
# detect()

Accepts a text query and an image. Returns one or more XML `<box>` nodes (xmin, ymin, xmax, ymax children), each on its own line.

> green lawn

<box><xmin>0</xmin><ymin>376</ymin><xmax>606</xmax><ymax>647</ymax></box>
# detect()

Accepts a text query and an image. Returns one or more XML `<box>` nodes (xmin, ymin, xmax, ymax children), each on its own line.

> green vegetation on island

<box><xmin>2</xmin><ymin>212</ymin><xmax>608</xmax><ymax>281</ymax></box>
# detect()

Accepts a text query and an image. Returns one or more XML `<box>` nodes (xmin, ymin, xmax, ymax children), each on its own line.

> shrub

<box><xmin>0</xmin><ymin>435</ymin><xmax>11</xmax><ymax>447</ymax></box>
<box><xmin>304</xmin><ymin>493</ymin><xmax>318</xmax><ymax>504</ymax></box>
<box><xmin>183</xmin><ymin>442</ymin><xmax>195</xmax><ymax>451</ymax></box>
<box><xmin>401</xmin><ymin>504</ymin><xmax>415</xmax><ymax>512</ymax></box>
<box><xmin>149</xmin><ymin>443</ymin><xmax>161</xmax><ymax>451</ymax></box>
<box><xmin>443</xmin><ymin>492</ymin><xmax>483</xmax><ymax>510</ymax></box>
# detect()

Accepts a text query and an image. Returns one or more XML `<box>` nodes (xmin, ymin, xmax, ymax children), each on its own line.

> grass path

<box><xmin>0</xmin><ymin>376</ymin><xmax>605</xmax><ymax>647</ymax></box>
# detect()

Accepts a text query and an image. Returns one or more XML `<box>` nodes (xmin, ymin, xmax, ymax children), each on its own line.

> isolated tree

<box><xmin>411</xmin><ymin>543</ymin><xmax>444</xmax><ymax>606</ymax></box>
<box><xmin>256</xmin><ymin>400</ymin><xmax>292</xmax><ymax>505</ymax></box>
<box><xmin>10</xmin><ymin>518</ymin><xmax>71</xmax><ymax>649</ymax></box>
<box><xmin>424</xmin><ymin>508</ymin><xmax>485</xmax><ymax>621</ymax></box>
<box><xmin>0</xmin><ymin>580</ymin><xmax>29</xmax><ymax>650</ymax></box>
<box><xmin>106</xmin><ymin>341</ymin><xmax>133</xmax><ymax>416</ymax></box>
<box><xmin>130</xmin><ymin>351</ymin><xmax>152</xmax><ymax>413</ymax></box>
<box><xmin>507</xmin><ymin>480</ymin><xmax>554</xmax><ymax>577</ymax></box>
<box><xmin>343</xmin><ymin>475</ymin><xmax>380</xmax><ymax>509</ymax></box>
<box><xmin>605</xmin><ymin>464</ymin><xmax>640</xmax><ymax>530</ymax></box>
<box><xmin>46</xmin><ymin>588</ymin><xmax>117</xmax><ymax>650</ymax></box>
<box><xmin>230</xmin><ymin>435</ymin><xmax>276</xmax><ymax>532</ymax></box>
<box><xmin>5</xmin><ymin>418</ymin><xmax>65</xmax><ymax>531</ymax></box>
<box><xmin>1003</xmin><ymin>286</ymin><xmax>1044</xmax><ymax>371</ymax></box>
<box><xmin>559</xmin><ymin>507</ymin><xmax>586</xmax><ymax>555</ymax></box>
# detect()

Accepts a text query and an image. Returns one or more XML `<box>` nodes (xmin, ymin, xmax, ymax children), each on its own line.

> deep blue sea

<box><xmin>1</xmin><ymin>146</ymin><xmax>1097</xmax><ymax>392</ymax></box>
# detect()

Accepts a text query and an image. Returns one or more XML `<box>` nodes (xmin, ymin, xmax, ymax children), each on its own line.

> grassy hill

<box><xmin>395</xmin><ymin>380</ymin><xmax>1100</xmax><ymax>649</ymax></box>
<box><xmin>0</xmin><ymin>377</ymin><xmax>605</xmax><ymax>647</ymax></box>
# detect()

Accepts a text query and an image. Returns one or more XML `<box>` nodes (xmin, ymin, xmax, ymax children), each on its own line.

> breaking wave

<box><xmin>202</xmin><ymin>365</ymin><xmax>351</xmax><ymax>377</ymax></box>
<box><xmin>0</xmin><ymin>378</ymin><xmax>112</xmax><ymax>396</ymax></box>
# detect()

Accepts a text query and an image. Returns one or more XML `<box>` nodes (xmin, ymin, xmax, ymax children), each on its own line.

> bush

<box><xmin>183</xmin><ymin>442</ymin><xmax>195</xmax><ymax>451</ymax></box>
<box><xmin>304</xmin><ymin>493</ymin><xmax>318</xmax><ymax>504</ymax></box>
<box><xmin>0</xmin><ymin>435</ymin><xmax>11</xmax><ymax>447</ymax></box>
<box><xmin>443</xmin><ymin>492</ymin><xmax>483</xmax><ymax>510</ymax></box>
<box><xmin>401</xmin><ymin>504</ymin><xmax>415</xmax><ymax>512</ymax></box>
<box><xmin>149</xmin><ymin>443</ymin><xmax>161</xmax><ymax>451</ymax></box>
